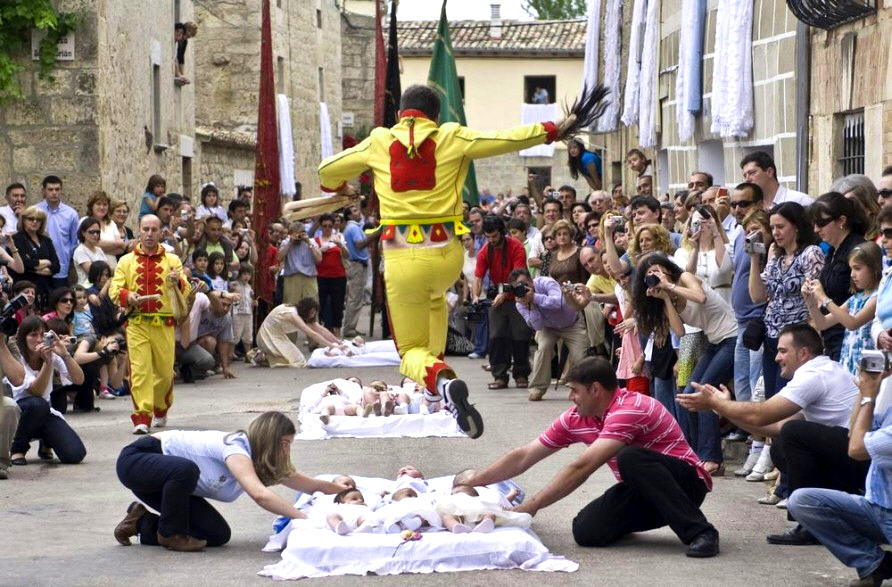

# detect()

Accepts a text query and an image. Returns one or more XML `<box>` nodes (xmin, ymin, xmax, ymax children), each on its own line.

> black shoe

<box><xmin>686</xmin><ymin>528</ymin><xmax>719</xmax><ymax>558</ymax></box>
<box><xmin>444</xmin><ymin>379</ymin><xmax>484</xmax><ymax>439</ymax></box>
<box><xmin>179</xmin><ymin>363</ymin><xmax>194</xmax><ymax>384</ymax></box>
<box><xmin>766</xmin><ymin>524</ymin><xmax>819</xmax><ymax>545</ymax></box>
<box><xmin>850</xmin><ymin>552</ymin><xmax>892</xmax><ymax>586</ymax></box>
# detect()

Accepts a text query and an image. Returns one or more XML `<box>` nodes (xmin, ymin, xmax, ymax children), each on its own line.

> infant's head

<box><xmin>346</xmin><ymin>376</ymin><xmax>362</xmax><ymax>386</ymax></box>
<box><xmin>397</xmin><ymin>465</ymin><xmax>424</xmax><ymax>479</ymax></box>
<box><xmin>334</xmin><ymin>488</ymin><xmax>365</xmax><ymax>505</ymax></box>
<box><xmin>333</xmin><ymin>475</ymin><xmax>356</xmax><ymax>489</ymax></box>
<box><xmin>452</xmin><ymin>469</ymin><xmax>476</xmax><ymax>487</ymax></box>
<box><xmin>392</xmin><ymin>488</ymin><xmax>418</xmax><ymax>501</ymax></box>
<box><xmin>451</xmin><ymin>484</ymin><xmax>479</xmax><ymax>497</ymax></box>
<box><xmin>369</xmin><ymin>380</ymin><xmax>388</xmax><ymax>392</ymax></box>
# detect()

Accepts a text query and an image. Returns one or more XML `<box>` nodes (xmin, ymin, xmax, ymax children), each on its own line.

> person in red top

<box><xmin>313</xmin><ymin>213</ymin><xmax>348</xmax><ymax>337</ymax></box>
<box><xmin>472</xmin><ymin>214</ymin><xmax>531</xmax><ymax>390</ymax></box>
<box><xmin>459</xmin><ymin>356</ymin><xmax>720</xmax><ymax>558</ymax></box>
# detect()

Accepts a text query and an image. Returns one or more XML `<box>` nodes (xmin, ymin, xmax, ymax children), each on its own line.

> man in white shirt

<box><xmin>740</xmin><ymin>151</ymin><xmax>813</xmax><ymax>209</ymax></box>
<box><xmin>0</xmin><ymin>182</ymin><xmax>26</xmax><ymax>235</ymax></box>
<box><xmin>679</xmin><ymin>324</ymin><xmax>862</xmax><ymax>546</ymax></box>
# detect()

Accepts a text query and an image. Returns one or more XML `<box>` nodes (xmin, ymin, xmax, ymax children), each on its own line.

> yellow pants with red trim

<box><xmin>125</xmin><ymin>318</ymin><xmax>176</xmax><ymax>427</ymax></box>
<box><xmin>384</xmin><ymin>238</ymin><xmax>464</xmax><ymax>390</ymax></box>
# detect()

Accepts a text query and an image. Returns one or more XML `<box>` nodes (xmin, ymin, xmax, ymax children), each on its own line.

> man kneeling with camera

<box><xmin>509</xmin><ymin>268</ymin><xmax>591</xmax><ymax>401</ymax></box>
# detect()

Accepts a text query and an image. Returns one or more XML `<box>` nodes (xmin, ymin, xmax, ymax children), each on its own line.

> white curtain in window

<box><xmin>710</xmin><ymin>0</ymin><xmax>754</xmax><ymax>138</ymax></box>
<box><xmin>519</xmin><ymin>104</ymin><xmax>559</xmax><ymax>157</ymax></box>
<box><xmin>277</xmin><ymin>94</ymin><xmax>296</xmax><ymax>197</ymax></box>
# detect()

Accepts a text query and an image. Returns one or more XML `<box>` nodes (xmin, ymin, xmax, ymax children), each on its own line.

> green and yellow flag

<box><xmin>427</xmin><ymin>0</ymin><xmax>479</xmax><ymax>205</ymax></box>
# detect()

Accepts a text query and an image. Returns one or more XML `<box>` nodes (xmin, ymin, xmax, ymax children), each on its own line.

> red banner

<box><xmin>252</xmin><ymin>0</ymin><xmax>281</xmax><ymax>304</ymax></box>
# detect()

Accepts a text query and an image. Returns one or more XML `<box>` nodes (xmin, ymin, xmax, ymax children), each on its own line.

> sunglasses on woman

<box><xmin>813</xmin><ymin>215</ymin><xmax>836</xmax><ymax>228</ymax></box>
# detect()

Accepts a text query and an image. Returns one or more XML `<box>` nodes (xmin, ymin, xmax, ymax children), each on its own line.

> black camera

<box><xmin>0</xmin><ymin>293</ymin><xmax>28</xmax><ymax>336</ymax></box>
<box><xmin>644</xmin><ymin>274</ymin><xmax>661</xmax><ymax>288</ymax></box>
<box><xmin>486</xmin><ymin>282</ymin><xmax>530</xmax><ymax>299</ymax></box>
<box><xmin>465</xmin><ymin>299</ymin><xmax>491</xmax><ymax>323</ymax></box>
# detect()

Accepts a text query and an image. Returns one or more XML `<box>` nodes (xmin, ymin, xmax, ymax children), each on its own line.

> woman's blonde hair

<box><xmin>551</xmin><ymin>218</ymin><xmax>577</xmax><ymax>240</ymax></box>
<box><xmin>231</xmin><ymin>411</ymin><xmax>296</xmax><ymax>486</ymax></box>
<box><xmin>680</xmin><ymin>205</ymin><xmax>729</xmax><ymax>250</ymax></box>
<box><xmin>110</xmin><ymin>199</ymin><xmax>130</xmax><ymax>214</ymax></box>
<box><xmin>740</xmin><ymin>209</ymin><xmax>773</xmax><ymax>246</ymax></box>
<box><xmin>19</xmin><ymin>205</ymin><xmax>47</xmax><ymax>236</ymax></box>
<box><xmin>627</xmin><ymin>223</ymin><xmax>672</xmax><ymax>265</ymax></box>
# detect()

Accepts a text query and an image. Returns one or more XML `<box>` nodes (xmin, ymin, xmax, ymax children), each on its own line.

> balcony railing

<box><xmin>786</xmin><ymin>0</ymin><xmax>876</xmax><ymax>30</ymax></box>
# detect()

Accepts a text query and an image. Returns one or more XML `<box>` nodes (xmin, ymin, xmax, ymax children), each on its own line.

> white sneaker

<box><xmin>153</xmin><ymin>416</ymin><xmax>167</xmax><ymax>428</ymax></box>
<box><xmin>132</xmin><ymin>424</ymin><xmax>150</xmax><ymax>435</ymax></box>
<box><xmin>776</xmin><ymin>498</ymin><xmax>788</xmax><ymax>509</ymax></box>
<box><xmin>734</xmin><ymin>447</ymin><xmax>762</xmax><ymax>477</ymax></box>
<box><xmin>746</xmin><ymin>448</ymin><xmax>774</xmax><ymax>481</ymax></box>
<box><xmin>751</xmin><ymin>375</ymin><xmax>765</xmax><ymax>403</ymax></box>
<box><xmin>467</xmin><ymin>352</ymin><xmax>482</xmax><ymax>359</ymax></box>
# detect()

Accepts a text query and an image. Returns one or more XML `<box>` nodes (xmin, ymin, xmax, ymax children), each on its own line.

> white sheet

<box><xmin>306</xmin><ymin>339</ymin><xmax>401</xmax><ymax>368</ymax></box>
<box><xmin>581</xmin><ymin>0</ymin><xmax>602</xmax><ymax>97</ymax></box>
<box><xmin>519</xmin><ymin>104</ymin><xmax>559</xmax><ymax>157</ymax></box>
<box><xmin>259</xmin><ymin>475</ymin><xmax>577</xmax><ymax>580</ymax></box>
<box><xmin>637</xmin><ymin>0</ymin><xmax>659</xmax><ymax>148</ymax></box>
<box><xmin>709</xmin><ymin>0</ymin><xmax>754</xmax><ymax>138</ymax></box>
<box><xmin>296</xmin><ymin>378</ymin><xmax>465</xmax><ymax>439</ymax></box>
<box><xmin>596</xmin><ymin>0</ymin><xmax>623</xmax><ymax>133</ymax></box>
<box><xmin>277</xmin><ymin>94</ymin><xmax>296</xmax><ymax>197</ymax></box>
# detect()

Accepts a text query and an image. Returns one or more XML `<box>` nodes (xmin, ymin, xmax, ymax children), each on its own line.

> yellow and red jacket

<box><xmin>109</xmin><ymin>244</ymin><xmax>189</xmax><ymax>325</ymax></box>
<box><xmin>318</xmin><ymin>111</ymin><xmax>557</xmax><ymax>224</ymax></box>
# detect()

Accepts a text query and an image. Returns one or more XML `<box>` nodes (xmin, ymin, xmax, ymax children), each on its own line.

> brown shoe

<box><xmin>114</xmin><ymin>502</ymin><xmax>148</xmax><ymax>545</ymax></box>
<box><xmin>515</xmin><ymin>378</ymin><xmax>529</xmax><ymax>388</ymax></box>
<box><xmin>157</xmin><ymin>532</ymin><xmax>207</xmax><ymax>552</ymax></box>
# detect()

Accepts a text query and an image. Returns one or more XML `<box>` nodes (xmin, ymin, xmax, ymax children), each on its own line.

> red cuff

<box><xmin>118</xmin><ymin>289</ymin><xmax>130</xmax><ymax>307</ymax></box>
<box><xmin>542</xmin><ymin>121</ymin><xmax>558</xmax><ymax>144</ymax></box>
<box><xmin>320</xmin><ymin>181</ymin><xmax>346</xmax><ymax>194</ymax></box>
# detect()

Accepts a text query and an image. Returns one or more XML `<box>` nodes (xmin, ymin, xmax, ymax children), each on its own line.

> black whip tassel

<box><xmin>559</xmin><ymin>83</ymin><xmax>610</xmax><ymax>139</ymax></box>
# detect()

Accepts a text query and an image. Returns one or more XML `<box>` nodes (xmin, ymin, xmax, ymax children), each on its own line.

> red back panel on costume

<box><xmin>389</xmin><ymin>139</ymin><xmax>437</xmax><ymax>192</ymax></box>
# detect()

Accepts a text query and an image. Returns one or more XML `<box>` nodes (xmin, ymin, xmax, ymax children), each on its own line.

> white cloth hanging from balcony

<box><xmin>676</xmin><ymin>0</ymin><xmax>706</xmax><ymax>143</ymax></box>
<box><xmin>637</xmin><ymin>0</ymin><xmax>659</xmax><ymax>147</ymax></box>
<box><xmin>596</xmin><ymin>0</ymin><xmax>623</xmax><ymax>133</ymax></box>
<box><xmin>620</xmin><ymin>0</ymin><xmax>646</xmax><ymax>127</ymax></box>
<box><xmin>582</xmin><ymin>0</ymin><xmax>602</xmax><ymax>94</ymax></box>
<box><xmin>319</xmin><ymin>102</ymin><xmax>333</xmax><ymax>160</ymax></box>
<box><xmin>277</xmin><ymin>94</ymin><xmax>296</xmax><ymax>197</ymax></box>
<box><xmin>710</xmin><ymin>0</ymin><xmax>754</xmax><ymax>138</ymax></box>
<box><xmin>519</xmin><ymin>103</ymin><xmax>559</xmax><ymax>157</ymax></box>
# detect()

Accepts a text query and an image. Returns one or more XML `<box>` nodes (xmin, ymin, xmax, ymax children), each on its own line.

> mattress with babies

<box><xmin>306</xmin><ymin>339</ymin><xmax>401</xmax><ymax>368</ymax></box>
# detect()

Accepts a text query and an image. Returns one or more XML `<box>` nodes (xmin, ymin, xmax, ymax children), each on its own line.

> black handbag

<box><xmin>742</xmin><ymin>319</ymin><xmax>765</xmax><ymax>351</ymax></box>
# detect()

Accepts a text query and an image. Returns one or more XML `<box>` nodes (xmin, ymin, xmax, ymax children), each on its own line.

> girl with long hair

<box><xmin>253</xmin><ymin>298</ymin><xmax>347</xmax><ymax>368</ymax></box>
<box><xmin>114</xmin><ymin>411</ymin><xmax>346</xmax><ymax>551</ymax></box>
<box><xmin>567</xmin><ymin>138</ymin><xmax>602</xmax><ymax>191</ymax></box>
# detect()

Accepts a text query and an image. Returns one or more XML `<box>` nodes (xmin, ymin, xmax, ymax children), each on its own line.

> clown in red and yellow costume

<box><xmin>109</xmin><ymin>215</ymin><xmax>189</xmax><ymax>433</ymax></box>
<box><xmin>317</xmin><ymin>85</ymin><xmax>564</xmax><ymax>439</ymax></box>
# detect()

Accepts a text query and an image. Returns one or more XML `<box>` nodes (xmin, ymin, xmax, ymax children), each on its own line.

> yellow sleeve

<box><xmin>317</xmin><ymin>135</ymin><xmax>374</xmax><ymax>192</ymax></box>
<box><xmin>109</xmin><ymin>254</ymin><xmax>131</xmax><ymax>307</ymax></box>
<box><xmin>452</xmin><ymin>121</ymin><xmax>557</xmax><ymax>160</ymax></box>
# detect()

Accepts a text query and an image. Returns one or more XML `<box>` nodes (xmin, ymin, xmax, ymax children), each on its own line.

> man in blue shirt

<box><xmin>511</xmin><ymin>268</ymin><xmax>588</xmax><ymax>401</ymax></box>
<box><xmin>342</xmin><ymin>204</ymin><xmax>371</xmax><ymax>338</ymax></box>
<box><xmin>36</xmin><ymin>175</ymin><xmax>80</xmax><ymax>288</ymax></box>
<box><xmin>787</xmin><ymin>370</ymin><xmax>892</xmax><ymax>586</ymax></box>
<box><xmin>277</xmin><ymin>221</ymin><xmax>321</xmax><ymax>306</ymax></box>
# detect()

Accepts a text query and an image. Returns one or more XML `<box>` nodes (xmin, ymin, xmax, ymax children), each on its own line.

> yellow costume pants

<box><xmin>126</xmin><ymin>319</ymin><xmax>176</xmax><ymax>427</ymax></box>
<box><xmin>383</xmin><ymin>238</ymin><xmax>464</xmax><ymax>391</ymax></box>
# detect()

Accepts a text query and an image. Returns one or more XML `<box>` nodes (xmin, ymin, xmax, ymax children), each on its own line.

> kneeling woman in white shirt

<box><xmin>6</xmin><ymin>316</ymin><xmax>86</xmax><ymax>466</ymax></box>
<box><xmin>114</xmin><ymin>411</ymin><xmax>346</xmax><ymax>551</ymax></box>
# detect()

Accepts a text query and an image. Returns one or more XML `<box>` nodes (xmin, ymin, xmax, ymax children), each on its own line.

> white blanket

<box><xmin>259</xmin><ymin>475</ymin><xmax>577</xmax><ymax>580</ymax></box>
<box><xmin>596</xmin><ymin>0</ymin><xmax>623</xmax><ymax>133</ymax></box>
<box><xmin>709</xmin><ymin>0</ymin><xmax>754</xmax><ymax>138</ymax></box>
<box><xmin>277</xmin><ymin>94</ymin><xmax>296</xmax><ymax>197</ymax></box>
<box><xmin>306</xmin><ymin>339</ymin><xmax>401</xmax><ymax>368</ymax></box>
<box><xmin>296</xmin><ymin>379</ymin><xmax>465</xmax><ymax>439</ymax></box>
<box><xmin>519</xmin><ymin>104</ymin><xmax>559</xmax><ymax>157</ymax></box>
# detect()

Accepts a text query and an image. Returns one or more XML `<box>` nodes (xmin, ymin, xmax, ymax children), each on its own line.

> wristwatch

<box><xmin>819</xmin><ymin>299</ymin><xmax>832</xmax><ymax>313</ymax></box>
<box><xmin>860</xmin><ymin>397</ymin><xmax>874</xmax><ymax>407</ymax></box>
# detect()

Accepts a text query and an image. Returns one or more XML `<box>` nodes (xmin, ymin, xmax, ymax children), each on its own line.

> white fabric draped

<box><xmin>710</xmin><ymin>0</ymin><xmax>754</xmax><ymax>138</ymax></box>
<box><xmin>519</xmin><ymin>104</ymin><xmax>559</xmax><ymax>157</ymax></box>
<box><xmin>277</xmin><ymin>94</ymin><xmax>296</xmax><ymax>196</ymax></box>
<box><xmin>319</xmin><ymin>101</ymin><xmax>333</xmax><ymax>160</ymax></box>
<box><xmin>637</xmin><ymin>0</ymin><xmax>659</xmax><ymax>148</ymax></box>
<box><xmin>582</xmin><ymin>0</ymin><xmax>602</xmax><ymax>94</ymax></box>
<box><xmin>620</xmin><ymin>0</ymin><xmax>647</xmax><ymax>127</ymax></box>
<box><xmin>596</xmin><ymin>0</ymin><xmax>623</xmax><ymax>133</ymax></box>
<box><xmin>675</xmin><ymin>0</ymin><xmax>696</xmax><ymax>143</ymax></box>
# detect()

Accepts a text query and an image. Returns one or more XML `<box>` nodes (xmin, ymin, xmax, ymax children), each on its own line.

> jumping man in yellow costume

<box><xmin>110</xmin><ymin>214</ymin><xmax>189</xmax><ymax>434</ymax></box>
<box><xmin>318</xmin><ymin>84</ymin><xmax>601</xmax><ymax>438</ymax></box>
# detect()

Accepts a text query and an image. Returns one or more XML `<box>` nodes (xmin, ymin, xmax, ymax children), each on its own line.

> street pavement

<box><xmin>1</xmin><ymin>338</ymin><xmax>853</xmax><ymax>586</ymax></box>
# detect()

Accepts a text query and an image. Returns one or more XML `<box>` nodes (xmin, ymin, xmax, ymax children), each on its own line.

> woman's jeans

<box><xmin>678</xmin><ymin>336</ymin><xmax>736</xmax><ymax>463</ymax></box>
<box><xmin>11</xmin><ymin>396</ymin><xmax>86</xmax><ymax>463</ymax></box>
<box><xmin>116</xmin><ymin>436</ymin><xmax>231</xmax><ymax>546</ymax></box>
<box><xmin>653</xmin><ymin>376</ymin><xmax>683</xmax><ymax>423</ymax></box>
<box><xmin>762</xmin><ymin>336</ymin><xmax>789</xmax><ymax>399</ymax></box>
<box><xmin>733</xmin><ymin>324</ymin><xmax>762</xmax><ymax>402</ymax></box>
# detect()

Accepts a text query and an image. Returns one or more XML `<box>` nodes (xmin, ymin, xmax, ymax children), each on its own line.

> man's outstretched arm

<box><xmin>464</xmin><ymin>439</ymin><xmax>558</xmax><ymax>487</ymax></box>
<box><xmin>318</xmin><ymin>136</ymin><xmax>373</xmax><ymax>192</ymax></box>
<box><xmin>455</xmin><ymin>122</ymin><xmax>558</xmax><ymax>161</ymax></box>
<box><xmin>515</xmin><ymin>438</ymin><xmax>624</xmax><ymax>516</ymax></box>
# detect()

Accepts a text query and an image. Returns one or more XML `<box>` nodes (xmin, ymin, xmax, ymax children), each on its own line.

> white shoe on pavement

<box><xmin>734</xmin><ymin>447</ymin><xmax>762</xmax><ymax>477</ymax></box>
<box><xmin>153</xmin><ymin>416</ymin><xmax>167</xmax><ymax>428</ymax></box>
<box><xmin>132</xmin><ymin>424</ymin><xmax>150</xmax><ymax>435</ymax></box>
<box><xmin>746</xmin><ymin>448</ymin><xmax>774</xmax><ymax>482</ymax></box>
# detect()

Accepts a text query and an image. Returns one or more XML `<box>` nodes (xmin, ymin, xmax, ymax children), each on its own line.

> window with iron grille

<box><xmin>839</xmin><ymin>111</ymin><xmax>865</xmax><ymax>176</ymax></box>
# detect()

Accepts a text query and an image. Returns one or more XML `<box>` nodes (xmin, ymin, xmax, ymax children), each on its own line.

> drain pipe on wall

<box><xmin>795</xmin><ymin>20</ymin><xmax>810</xmax><ymax>194</ymax></box>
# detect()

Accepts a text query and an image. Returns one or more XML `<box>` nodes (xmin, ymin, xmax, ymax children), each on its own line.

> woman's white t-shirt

<box><xmin>4</xmin><ymin>355</ymin><xmax>71</xmax><ymax>419</ymax></box>
<box><xmin>73</xmin><ymin>244</ymin><xmax>110</xmax><ymax>288</ymax></box>
<box><xmin>157</xmin><ymin>430</ymin><xmax>252</xmax><ymax>502</ymax></box>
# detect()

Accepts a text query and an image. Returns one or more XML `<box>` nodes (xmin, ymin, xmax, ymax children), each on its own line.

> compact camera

<box><xmin>860</xmin><ymin>350</ymin><xmax>892</xmax><ymax>373</ymax></box>
<box><xmin>644</xmin><ymin>274</ymin><xmax>661</xmax><ymax>288</ymax></box>
<box><xmin>610</xmin><ymin>215</ymin><xmax>626</xmax><ymax>233</ymax></box>
<box><xmin>561</xmin><ymin>282</ymin><xmax>575</xmax><ymax>293</ymax></box>
<box><xmin>486</xmin><ymin>282</ymin><xmax>529</xmax><ymax>299</ymax></box>
<box><xmin>43</xmin><ymin>332</ymin><xmax>55</xmax><ymax>347</ymax></box>
<box><xmin>743</xmin><ymin>231</ymin><xmax>766</xmax><ymax>255</ymax></box>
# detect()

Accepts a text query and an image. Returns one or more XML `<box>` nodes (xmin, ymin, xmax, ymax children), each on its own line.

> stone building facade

<box><xmin>340</xmin><ymin>11</ymin><xmax>378</xmax><ymax>141</ymax></box>
<box><xmin>0</xmin><ymin>0</ymin><xmax>344</xmax><ymax>215</ymax></box>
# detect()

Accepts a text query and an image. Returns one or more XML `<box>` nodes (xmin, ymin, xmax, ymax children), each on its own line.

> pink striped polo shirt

<box><xmin>538</xmin><ymin>388</ymin><xmax>712</xmax><ymax>490</ymax></box>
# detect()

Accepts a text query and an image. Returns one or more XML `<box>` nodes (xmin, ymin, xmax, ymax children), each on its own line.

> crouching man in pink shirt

<box><xmin>458</xmin><ymin>356</ymin><xmax>719</xmax><ymax>557</ymax></box>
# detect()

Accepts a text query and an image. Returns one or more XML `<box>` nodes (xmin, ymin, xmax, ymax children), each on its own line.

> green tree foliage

<box><xmin>522</xmin><ymin>0</ymin><xmax>587</xmax><ymax>20</ymax></box>
<box><xmin>0</xmin><ymin>0</ymin><xmax>79</xmax><ymax>103</ymax></box>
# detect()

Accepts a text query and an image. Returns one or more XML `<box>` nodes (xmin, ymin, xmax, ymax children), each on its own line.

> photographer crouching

<box><xmin>472</xmin><ymin>215</ymin><xmax>531</xmax><ymax>390</ymax></box>
<box><xmin>510</xmin><ymin>269</ymin><xmax>591</xmax><ymax>401</ymax></box>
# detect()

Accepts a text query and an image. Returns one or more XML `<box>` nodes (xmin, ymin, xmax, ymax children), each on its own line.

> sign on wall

<box><xmin>31</xmin><ymin>30</ymin><xmax>75</xmax><ymax>61</ymax></box>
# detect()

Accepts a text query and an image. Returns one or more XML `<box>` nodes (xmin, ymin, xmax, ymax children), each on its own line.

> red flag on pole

<box><xmin>252</xmin><ymin>0</ymin><xmax>281</xmax><ymax>304</ymax></box>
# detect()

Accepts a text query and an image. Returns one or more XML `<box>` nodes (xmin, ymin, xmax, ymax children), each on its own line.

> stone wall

<box><xmin>473</xmin><ymin>153</ymin><xmax>589</xmax><ymax>199</ymax></box>
<box><xmin>341</xmin><ymin>12</ymin><xmax>377</xmax><ymax>139</ymax></box>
